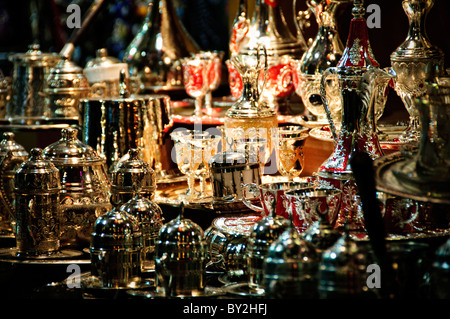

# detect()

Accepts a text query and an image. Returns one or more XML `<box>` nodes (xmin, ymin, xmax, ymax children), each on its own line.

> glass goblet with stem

<box><xmin>276</xmin><ymin>125</ymin><xmax>309</xmax><ymax>181</ymax></box>
<box><xmin>181</xmin><ymin>56</ymin><xmax>211</xmax><ymax>119</ymax></box>
<box><xmin>195</xmin><ymin>51</ymin><xmax>224</xmax><ymax>116</ymax></box>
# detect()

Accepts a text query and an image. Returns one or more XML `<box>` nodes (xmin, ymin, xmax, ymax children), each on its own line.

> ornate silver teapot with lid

<box><xmin>43</xmin><ymin>127</ymin><xmax>111</xmax><ymax>248</ymax></box>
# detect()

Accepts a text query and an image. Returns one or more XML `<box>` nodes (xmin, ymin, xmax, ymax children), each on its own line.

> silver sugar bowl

<box><xmin>111</xmin><ymin>148</ymin><xmax>156</xmax><ymax>207</ymax></box>
<box><xmin>0</xmin><ymin>132</ymin><xmax>29</xmax><ymax>234</ymax></box>
<box><xmin>90</xmin><ymin>207</ymin><xmax>143</xmax><ymax>288</ymax></box>
<box><xmin>119</xmin><ymin>194</ymin><xmax>164</xmax><ymax>274</ymax></box>
<box><xmin>44</xmin><ymin>56</ymin><xmax>91</xmax><ymax>120</ymax></box>
<box><xmin>14</xmin><ymin>148</ymin><xmax>62</xmax><ymax>257</ymax></box>
<box><xmin>43</xmin><ymin>127</ymin><xmax>111</xmax><ymax>248</ymax></box>
<box><xmin>155</xmin><ymin>207</ymin><xmax>207</xmax><ymax>297</ymax></box>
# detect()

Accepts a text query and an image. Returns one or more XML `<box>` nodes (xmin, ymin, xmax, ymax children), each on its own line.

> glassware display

<box><xmin>390</xmin><ymin>0</ymin><xmax>445</xmax><ymax>143</ymax></box>
<box><xmin>275</xmin><ymin>125</ymin><xmax>309</xmax><ymax>180</ymax></box>
<box><xmin>170</xmin><ymin>129</ymin><xmax>220</xmax><ymax>201</ymax></box>
<box><xmin>293</xmin><ymin>0</ymin><xmax>350</xmax><ymax>125</ymax></box>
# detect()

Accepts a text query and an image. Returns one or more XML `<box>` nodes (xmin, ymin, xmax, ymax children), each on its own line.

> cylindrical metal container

<box><xmin>209</xmin><ymin>151</ymin><xmax>261</xmax><ymax>201</ymax></box>
<box><xmin>155</xmin><ymin>212</ymin><xmax>207</xmax><ymax>297</ymax></box>
<box><xmin>90</xmin><ymin>207</ymin><xmax>143</xmax><ymax>288</ymax></box>
<box><xmin>0</xmin><ymin>132</ymin><xmax>29</xmax><ymax>234</ymax></box>
<box><xmin>43</xmin><ymin>127</ymin><xmax>111</xmax><ymax>248</ymax></box>
<box><xmin>14</xmin><ymin>148</ymin><xmax>62</xmax><ymax>257</ymax></box>
<box><xmin>111</xmin><ymin>148</ymin><xmax>156</xmax><ymax>207</ymax></box>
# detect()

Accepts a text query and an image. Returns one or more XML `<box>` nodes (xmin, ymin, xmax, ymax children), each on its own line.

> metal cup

<box><xmin>209</xmin><ymin>151</ymin><xmax>261</xmax><ymax>202</ymax></box>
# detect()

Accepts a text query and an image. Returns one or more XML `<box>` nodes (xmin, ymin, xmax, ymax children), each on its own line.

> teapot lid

<box><xmin>43</xmin><ymin>127</ymin><xmax>105</xmax><ymax>165</ymax></box>
<box><xmin>90</xmin><ymin>207</ymin><xmax>142</xmax><ymax>250</ymax></box>
<box><xmin>85</xmin><ymin>48</ymin><xmax>121</xmax><ymax>68</ymax></box>
<box><xmin>119</xmin><ymin>195</ymin><xmax>164</xmax><ymax>233</ymax></box>
<box><xmin>14</xmin><ymin>148</ymin><xmax>61</xmax><ymax>192</ymax></box>
<box><xmin>0</xmin><ymin>132</ymin><xmax>28</xmax><ymax>158</ymax></box>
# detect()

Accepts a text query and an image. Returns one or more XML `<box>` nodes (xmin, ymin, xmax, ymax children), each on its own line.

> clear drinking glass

<box><xmin>275</xmin><ymin>125</ymin><xmax>309</xmax><ymax>181</ymax></box>
<box><xmin>171</xmin><ymin>129</ymin><xmax>220</xmax><ymax>201</ymax></box>
<box><xmin>195</xmin><ymin>51</ymin><xmax>224</xmax><ymax>115</ymax></box>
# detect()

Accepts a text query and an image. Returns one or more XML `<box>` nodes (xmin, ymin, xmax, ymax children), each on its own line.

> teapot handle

<box><xmin>320</xmin><ymin>67</ymin><xmax>339</xmax><ymax>143</ymax></box>
<box><xmin>242</xmin><ymin>183</ymin><xmax>263</xmax><ymax>213</ymax></box>
<box><xmin>256</xmin><ymin>45</ymin><xmax>268</xmax><ymax>100</ymax></box>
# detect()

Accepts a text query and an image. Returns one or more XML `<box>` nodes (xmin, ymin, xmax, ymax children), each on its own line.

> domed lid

<box><xmin>0</xmin><ymin>132</ymin><xmax>28</xmax><ymax>158</ymax></box>
<box><xmin>157</xmin><ymin>204</ymin><xmax>204</xmax><ymax>246</ymax></box>
<box><xmin>43</xmin><ymin>127</ymin><xmax>105</xmax><ymax>165</ymax></box>
<box><xmin>14</xmin><ymin>148</ymin><xmax>61</xmax><ymax>192</ymax></box>
<box><xmin>8</xmin><ymin>43</ymin><xmax>60</xmax><ymax>65</ymax></box>
<box><xmin>119</xmin><ymin>195</ymin><xmax>164</xmax><ymax>232</ymax></box>
<box><xmin>111</xmin><ymin>148</ymin><xmax>156</xmax><ymax>191</ymax></box>
<box><xmin>90</xmin><ymin>207</ymin><xmax>142</xmax><ymax>249</ymax></box>
<box><xmin>248</xmin><ymin>215</ymin><xmax>288</xmax><ymax>244</ymax></box>
<box><xmin>46</xmin><ymin>56</ymin><xmax>90</xmax><ymax>91</ymax></box>
<box><xmin>85</xmin><ymin>48</ymin><xmax>121</xmax><ymax>68</ymax></box>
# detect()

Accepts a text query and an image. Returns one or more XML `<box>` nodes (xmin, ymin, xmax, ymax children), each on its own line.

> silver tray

<box><xmin>0</xmin><ymin>247</ymin><xmax>87</xmax><ymax>265</ymax></box>
<box><xmin>374</xmin><ymin>152</ymin><xmax>450</xmax><ymax>205</ymax></box>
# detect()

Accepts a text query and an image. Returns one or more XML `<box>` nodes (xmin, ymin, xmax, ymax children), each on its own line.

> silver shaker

<box><xmin>155</xmin><ymin>205</ymin><xmax>207</xmax><ymax>297</ymax></box>
<box><xmin>90</xmin><ymin>207</ymin><xmax>143</xmax><ymax>288</ymax></box>
<box><xmin>14</xmin><ymin>148</ymin><xmax>62</xmax><ymax>257</ymax></box>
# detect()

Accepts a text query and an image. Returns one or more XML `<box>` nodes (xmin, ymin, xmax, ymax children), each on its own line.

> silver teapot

<box><xmin>43</xmin><ymin>127</ymin><xmax>111</xmax><ymax>248</ymax></box>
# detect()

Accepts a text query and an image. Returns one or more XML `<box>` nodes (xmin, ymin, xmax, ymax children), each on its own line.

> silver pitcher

<box><xmin>43</xmin><ymin>127</ymin><xmax>111</xmax><ymax>248</ymax></box>
<box><xmin>0</xmin><ymin>132</ymin><xmax>28</xmax><ymax>234</ymax></box>
<box><xmin>90</xmin><ymin>207</ymin><xmax>143</xmax><ymax>288</ymax></box>
<box><xmin>155</xmin><ymin>206</ymin><xmax>207</xmax><ymax>297</ymax></box>
<box><xmin>14</xmin><ymin>148</ymin><xmax>62</xmax><ymax>257</ymax></box>
<box><xmin>7</xmin><ymin>44</ymin><xmax>60</xmax><ymax>123</ymax></box>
